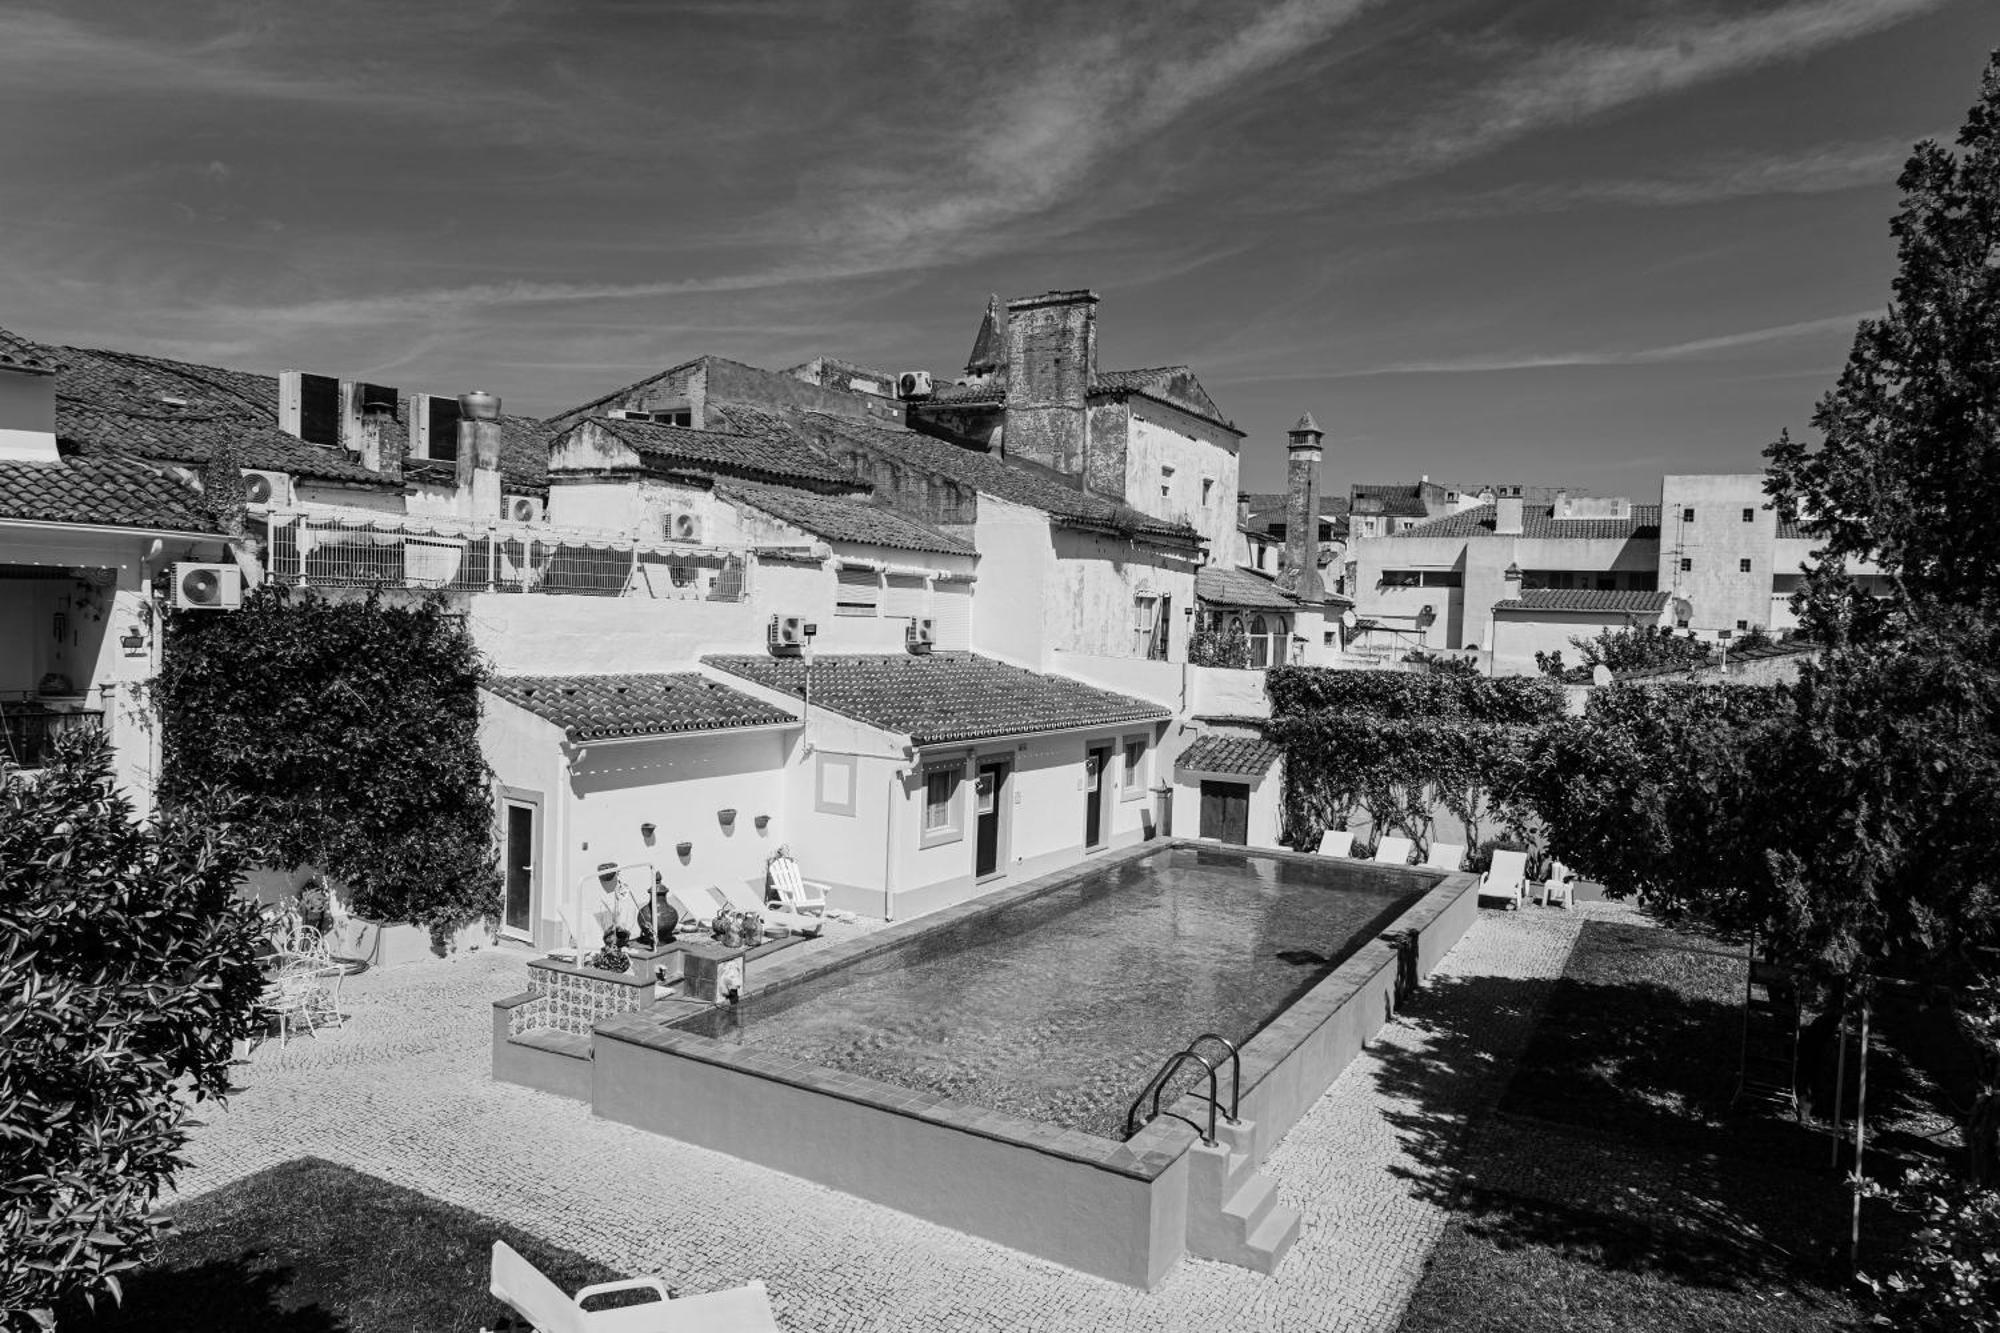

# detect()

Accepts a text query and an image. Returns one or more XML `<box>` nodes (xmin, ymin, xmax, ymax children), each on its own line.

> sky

<box><xmin>0</xmin><ymin>0</ymin><xmax>1989</xmax><ymax>499</ymax></box>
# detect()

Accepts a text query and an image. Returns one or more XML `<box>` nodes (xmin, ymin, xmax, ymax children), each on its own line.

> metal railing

<box><xmin>1124</xmin><ymin>1032</ymin><xmax>1242</xmax><ymax>1145</ymax></box>
<box><xmin>0</xmin><ymin>706</ymin><xmax>104</xmax><ymax>769</ymax></box>
<box><xmin>261</xmin><ymin>514</ymin><xmax>749</xmax><ymax>601</ymax></box>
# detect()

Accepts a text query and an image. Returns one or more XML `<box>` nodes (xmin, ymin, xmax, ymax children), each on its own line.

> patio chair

<box><xmin>261</xmin><ymin>965</ymin><xmax>324</xmax><ymax>1047</ymax></box>
<box><xmin>1538</xmin><ymin>859</ymin><xmax>1578</xmax><ymax>909</ymax></box>
<box><xmin>1315</xmin><ymin>829</ymin><xmax>1355</xmax><ymax>858</ymax></box>
<box><xmin>766</xmin><ymin>852</ymin><xmax>829</xmax><ymax>916</ymax></box>
<box><xmin>1425</xmin><ymin>842</ymin><xmax>1467</xmax><ymax>872</ymax></box>
<box><xmin>484</xmin><ymin>1240</ymin><xmax>777</xmax><ymax>1333</ymax></box>
<box><xmin>1479</xmin><ymin>849</ymin><xmax>1530</xmax><ymax>910</ymax></box>
<box><xmin>1373</xmin><ymin>835</ymin><xmax>1415</xmax><ymax>866</ymax></box>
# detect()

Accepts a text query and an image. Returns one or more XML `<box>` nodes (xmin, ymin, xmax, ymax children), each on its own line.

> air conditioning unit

<box><xmin>896</xmin><ymin>370</ymin><xmax>933</xmax><ymax>400</ymax></box>
<box><xmin>905</xmin><ymin>617</ymin><xmax>936</xmax><ymax>654</ymax></box>
<box><xmin>666</xmin><ymin>511</ymin><xmax>702</xmax><ymax>543</ymax></box>
<box><xmin>767</xmin><ymin>614</ymin><xmax>806</xmax><ymax>655</ymax></box>
<box><xmin>504</xmin><ymin>494</ymin><xmax>542</xmax><ymax>523</ymax></box>
<box><xmin>173</xmin><ymin>562</ymin><xmax>242</xmax><ymax>611</ymax></box>
<box><xmin>240</xmin><ymin>469</ymin><xmax>292</xmax><ymax>507</ymax></box>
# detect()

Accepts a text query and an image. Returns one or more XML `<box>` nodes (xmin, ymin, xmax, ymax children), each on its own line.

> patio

<box><xmin>175</xmin><ymin>900</ymin><xmax>1592</xmax><ymax>1331</ymax></box>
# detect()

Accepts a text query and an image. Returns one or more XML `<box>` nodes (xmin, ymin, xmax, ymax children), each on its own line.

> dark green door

<box><xmin>1199</xmin><ymin>781</ymin><xmax>1250</xmax><ymax>845</ymax></box>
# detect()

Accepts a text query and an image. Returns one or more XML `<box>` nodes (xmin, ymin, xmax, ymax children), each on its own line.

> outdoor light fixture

<box><xmin>1503</xmin><ymin>562</ymin><xmax>1523</xmax><ymax>581</ymax></box>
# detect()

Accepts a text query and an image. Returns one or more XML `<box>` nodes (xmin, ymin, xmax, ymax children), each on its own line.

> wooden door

<box><xmin>1199</xmin><ymin>781</ymin><xmax>1250</xmax><ymax>846</ymax></box>
<box><xmin>976</xmin><ymin>762</ymin><xmax>1007</xmax><ymax>877</ymax></box>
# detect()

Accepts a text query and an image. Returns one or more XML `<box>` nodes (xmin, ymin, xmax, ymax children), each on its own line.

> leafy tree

<box><xmin>1766</xmin><ymin>53</ymin><xmax>2000</xmax><ymax>624</ymax></box>
<box><xmin>1540</xmin><ymin>625</ymin><xmax>1713</xmax><ymax>682</ymax></box>
<box><xmin>155</xmin><ymin>585</ymin><xmax>500</xmax><ymax>940</ymax></box>
<box><xmin>1</xmin><ymin>729</ymin><xmax>267</xmax><ymax>1331</ymax></box>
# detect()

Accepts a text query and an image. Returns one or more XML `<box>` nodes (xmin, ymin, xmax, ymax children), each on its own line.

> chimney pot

<box><xmin>458</xmin><ymin>390</ymin><xmax>501</xmax><ymax>421</ymax></box>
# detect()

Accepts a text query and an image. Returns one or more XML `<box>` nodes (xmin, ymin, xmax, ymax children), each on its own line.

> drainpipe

<box><xmin>882</xmin><ymin>768</ymin><xmax>902</xmax><ymax>922</ymax></box>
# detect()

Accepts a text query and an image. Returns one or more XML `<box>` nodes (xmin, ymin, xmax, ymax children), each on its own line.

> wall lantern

<box><xmin>1415</xmin><ymin>604</ymin><xmax>1437</xmax><ymax>630</ymax></box>
<box><xmin>1503</xmin><ymin>562</ymin><xmax>1523</xmax><ymax>582</ymax></box>
<box><xmin>717</xmin><ymin>808</ymin><xmax>737</xmax><ymax>829</ymax></box>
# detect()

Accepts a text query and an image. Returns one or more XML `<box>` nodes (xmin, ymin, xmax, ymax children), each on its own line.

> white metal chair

<box><xmin>1373</xmin><ymin>835</ymin><xmax>1415</xmax><ymax>866</ymax></box>
<box><xmin>1479</xmin><ymin>849</ymin><xmax>1530</xmax><ymax>910</ymax></box>
<box><xmin>1316</xmin><ymin>829</ymin><xmax>1355</xmax><ymax>858</ymax></box>
<box><xmin>1425</xmin><ymin>842</ymin><xmax>1467</xmax><ymax>872</ymax></box>
<box><xmin>483</xmin><ymin>1241</ymin><xmax>778</xmax><ymax>1332</ymax></box>
<box><xmin>1538</xmin><ymin>859</ymin><xmax>1578</xmax><ymax>909</ymax></box>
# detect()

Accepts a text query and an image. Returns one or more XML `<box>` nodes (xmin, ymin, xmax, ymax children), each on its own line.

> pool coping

<box><xmin>592</xmin><ymin>840</ymin><xmax>1475</xmax><ymax>1184</ymax></box>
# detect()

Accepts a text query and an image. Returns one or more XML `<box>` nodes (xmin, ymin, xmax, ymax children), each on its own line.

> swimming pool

<box><xmin>513</xmin><ymin>841</ymin><xmax>1478</xmax><ymax>1287</ymax></box>
<box><xmin>676</xmin><ymin>845</ymin><xmax>1430</xmax><ymax>1139</ymax></box>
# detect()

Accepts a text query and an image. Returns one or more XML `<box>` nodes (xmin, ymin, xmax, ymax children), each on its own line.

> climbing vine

<box><xmin>155</xmin><ymin>585</ymin><xmax>500</xmax><ymax>939</ymax></box>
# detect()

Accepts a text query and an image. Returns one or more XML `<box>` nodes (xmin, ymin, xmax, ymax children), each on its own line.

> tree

<box><xmin>155</xmin><ymin>585</ymin><xmax>500</xmax><ymax>939</ymax></box>
<box><xmin>1</xmin><ymin>729</ymin><xmax>267</xmax><ymax>1330</ymax></box>
<box><xmin>1766</xmin><ymin>53</ymin><xmax>2000</xmax><ymax>624</ymax></box>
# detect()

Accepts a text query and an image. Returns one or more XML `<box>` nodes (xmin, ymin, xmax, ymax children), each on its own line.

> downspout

<box><xmin>882</xmin><ymin>767</ymin><xmax>902</xmax><ymax>922</ymax></box>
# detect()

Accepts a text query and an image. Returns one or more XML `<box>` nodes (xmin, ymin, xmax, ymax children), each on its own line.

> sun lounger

<box><xmin>1373</xmin><ymin>835</ymin><xmax>1415</xmax><ymax>866</ymax></box>
<box><xmin>1425</xmin><ymin>842</ymin><xmax>1466</xmax><ymax>872</ymax></box>
<box><xmin>1316</xmin><ymin>829</ymin><xmax>1355</xmax><ymax>858</ymax></box>
<box><xmin>1479</xmin><ymin>849</ymin><xmax>1530</xmax><ymax>910</ymax></box>
<box><xmin>766</xmin><ymin>852</ymin><xmax>829</xmax><ymax>916</ymax></box>
<box><xmin>484</xmin><ymin>1240</ymin><xmax>778</xmax><ymax>1332</ymax></box>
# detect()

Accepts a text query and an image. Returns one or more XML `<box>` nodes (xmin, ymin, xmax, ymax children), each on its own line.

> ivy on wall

<box><xmin>1264</xmin><ymin>666</ymin><xmax>1563</xmax><ymax>856</ymax></box>
<box><xmin>155</xmin><ymin>586</ymin><xmax>500</xmax><ymax>937</ymax></box>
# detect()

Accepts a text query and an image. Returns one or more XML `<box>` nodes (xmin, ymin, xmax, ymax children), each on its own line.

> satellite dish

<box><xmin>1340</xmin><ymin>610</ymin><xmax>1358</xmax><ymax>630</ymax></box>
<box><xmin>1591</xmin><ymin>664</ymin><xmax>1612</xmax><ymax>687</ymax></box>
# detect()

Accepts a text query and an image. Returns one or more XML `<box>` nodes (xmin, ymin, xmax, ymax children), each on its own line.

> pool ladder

<box><xmin>1124</xmin><ymin>1033</ymin><xmax>1241</xmax><ymax>1146</ymax></box>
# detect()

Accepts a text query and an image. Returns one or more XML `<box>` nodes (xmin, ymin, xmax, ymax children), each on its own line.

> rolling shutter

<box><xmin>883</xmin><ymin>573</ymin><xmax>927</xmax><ymax>618</ymax></box>
<box><xmin>932</xmin><ymin>580</ymin><xmax>972</xmax><ymax>648</ymax></box>
<box><xmin>835</xmin><ymin>564</ymin><xmax>880</xmax><ymax>617</ymax></box>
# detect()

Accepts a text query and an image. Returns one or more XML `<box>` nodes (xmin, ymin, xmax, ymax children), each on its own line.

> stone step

<box><xmin>1222</xmin><ymin>1172</ymin><xmax>1280</xmax><ymax>1239</ymax></box>
<box><xmin>1239</xmin><ymin>1204</ymin><xmax>1303</xmax><ymax>1275</ymax></box>
<box><xmin>512</xmin><ymin>1027</ymin><xmax>591</xmax><ymax>1059</ymax></box>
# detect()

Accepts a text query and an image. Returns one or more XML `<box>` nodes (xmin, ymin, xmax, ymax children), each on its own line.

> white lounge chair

<box><xmin>1316</xmin><ymin>829</ymin><xmax>1355</xmax><ymax>858</ymax></box>
<box><xmin>1479</xmin><ymin>849</ymin><xmax>1530</xmax><ymax>910</ymax></box>
<box><xmin>766</xmin><ymin>853</ymin><xmax>829</xmax><ymax>916</ymax></box>
<box><xmin>1538</xmin><ymin>859</ymin><xmax>1578</xmax><ymax>909</ymax></box>
<box><xmin>1425</xmin><ymin>842</ymin><xmax>1467</xmax><ymax>872</ymax></box>
<box><xmin>1373</xmin><ymin>835</ymin><xmax>1415</xmax><ymax>866</ymax></box>
<box><xmin>484</xmin><ymin>1240</ymin><xmax>778</xmax><ymax>1333</ymax></box>
<box><xmin>713</xmin><ymin>877</ymin><xmax>823</xmax><ymax>938</ymax></box>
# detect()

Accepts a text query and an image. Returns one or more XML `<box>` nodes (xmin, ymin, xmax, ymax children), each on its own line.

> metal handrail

<box><xmin>1124</xmin><ymin>1049</ymin><xmax>1221</xmax><ymax>1145</ymax></box>
<box><xmin>1185</xmin><ymin>1032</ymin><xmax>1242</xmax><ymax>1124</ymax></box>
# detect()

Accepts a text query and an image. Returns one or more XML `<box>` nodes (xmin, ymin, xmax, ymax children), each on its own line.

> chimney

<box><xmin>0</xmin><ymin>356</ymin><xmax>58</xmax><ymax>464</ymax></box>
<box><xmin>456</xmin><ymin>390</ymin><xmax>504</xmax><ymax>521</ymax></box>
<box><xmin>1236</xmin><ymin>495</ymin><xmax>1250</xmax><ymax>531</ymax></box>
<box><xmin>356</xmin><ymin>384</ymin><xmax>398</xmax><ymax>474</ymax></box>
<box><xmin>1495</xmin><ymin>495</ymin><xmax>1524</xmax><ymax>535</ymax></box>
<box><xmin>1553</xmin><ymin>488</ymin><xmax>1569</xmax><ymax>518</ymax></box>
<box><xmin>1280</xmin><ymin>411</ymin><xmax>1325</xmax><ymax>602</ymax></box>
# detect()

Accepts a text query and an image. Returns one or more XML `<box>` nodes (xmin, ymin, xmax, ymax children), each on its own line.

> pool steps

<box><xmin>1185</xmin><ymin>1116</ymin><xmax>1302</xmax><ymax>1274</ymax></box>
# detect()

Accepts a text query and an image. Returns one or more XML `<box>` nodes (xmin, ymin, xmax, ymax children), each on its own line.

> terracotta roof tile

<box><xmin>717</xmin><ymin>480</ymin><xmax>973</xmax><ymax>555</ymax></box>
<box><xmin>484</xmin><ymin>673</ymin><xmax>796</xmax><ymax>741</ymax></box>
<box><xmin>1196</xmin><ymin>564</ymin><xmax>1299</xmax><ymax>610</ymax></box>
<box><xmin>919</xmin><ymin>380</ymin><xmax>1007</xmax><ymax>406</ymax></box>
<box><xmin>0</xmin><ymin>451</ymin><xmax>218</xmax><ymax>533</ymax></box>
<box><xmin>1091</xmin><ymin>366</ymin><xmax>1235</xmax><ymax>432</ymax></box>
<box><xmin>1395</xmin><ymin>502</ymin><xmax>1661</xmax><ymax>541</ymax></box>
<box><xmin>1176</xmin><ymin>734</ymin><xmax>1282</xmax><ymax>777</ymax></box>
<box><xmin>1491</xmin><ymin>589</ymin><xmax>1672</xmax><ymax>614</ymax></box>
<box><xmin>703</xmin><ymin>652</ymin><xmax>1168</xmax><ymax>746</ymax></box>
<box><xmin>0</xmin><ymin>325</ymin><xmax>58</xmax><ymax>374</ymax></box>
<box><xmin>594</xmin><ymin>414</ymin><xmax>857</xmax><ymax>490</ymax></box>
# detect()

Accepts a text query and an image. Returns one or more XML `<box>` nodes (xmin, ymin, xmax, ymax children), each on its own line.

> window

<box><xmin>1736</xmin><ymin>619</ymin><xmax>1750</xmax><ymax>631</ymax></box>
<box><xmin>1160</xmin><ymin>464</ymin><xmax>1175</xmax><ymax>500</ymax></box>
<box><xmin>1134</xmin><ymin>594</ymin><xmax>1161</xmax><ymax>658</ymax></box>
<box><xmin>835</xmin><ymin>565</ymin><xmax>880</xmax><ymax>617</ymax></box>
<box><xmin>1380</xmin><ymin>570</ymin><xmax>1422</xmax><ymax>588</ymax></box>
<box><xmin>1742</xmin><ymin>508</ymin><xmax>1756</xmax><ymax>523</ymax></box>
<box><xmin>1148</xmin><ymin>594</ymin><xmax>1172</xmax><ymax>662</ymax></box>
<box><xmin>1121</xmin><ymin>738</ymin><xmax>1148</xmax><ymax>801</ymax></box>
<box><xmin>920</xmin><ymin>765</ymin><xmax>963</xmax><ymax>848</ymax></box>
<box><xmin>1680</xmin><ymin>558</ymin><xmax>1693</xmax><ymax>572</ymax></box>
<box><xmin>1739</xmin><ymin>558</ymin><xmax>1753</xmax><ymax>573</ymax></box>
<box><xmin>1681</xmin><ymin>507</ymin><xmax>1695</xmax><ymax>523</ymax></box>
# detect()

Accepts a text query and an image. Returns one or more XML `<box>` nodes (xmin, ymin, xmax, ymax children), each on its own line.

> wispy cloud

<box><xmin>1343</xmin><ymin>0</ymin><xmax>1951</xmax><ymax>188</ymax></box>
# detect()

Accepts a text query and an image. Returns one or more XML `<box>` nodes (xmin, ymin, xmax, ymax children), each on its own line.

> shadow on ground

<box><xmin>1378</xmin><ymin>911</ymin><xmax>1943</xmax><ymax>1332</ymax></box>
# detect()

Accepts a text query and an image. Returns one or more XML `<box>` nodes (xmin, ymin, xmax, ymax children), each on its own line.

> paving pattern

<box><xmin>178</xmin><ymin>902</ymin><xmax>1595</xmax><ymax>1332</ymax></box>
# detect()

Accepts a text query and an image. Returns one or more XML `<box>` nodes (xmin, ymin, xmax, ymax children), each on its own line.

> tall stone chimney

<box><xmin>1279</xmin><ymin>412</ymin><xmax>1324</xmax><ymax>602</ymax></box>
<box><xmin>356</xmin><ymin>384</ymin><xmax>398</xmax><ymax>474</ymax></box>
<box><xmin>456</xmin><ymin>390</ymin><xmax>504</xmax><ymax>521</ymax></box>
<box><xmin>1001</xmin><ymin>289</ymin><xmax>1097</xmax><ymax>479</ymax></box>
<box><xmin>1494</xmin><ymin>495</ymin><xmax>1524</xmax><ymax>535</ymax></box>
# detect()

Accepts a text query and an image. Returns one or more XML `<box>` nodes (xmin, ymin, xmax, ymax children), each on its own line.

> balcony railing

<box><xmin>261</xmin><ymin>514</ymin><xmax>748</xmax><ymax>601</ymax></box>
<box><xmin>0</xmin><ymin>706</ymin><xmax>104</xmax><ymax>770</ymax></box>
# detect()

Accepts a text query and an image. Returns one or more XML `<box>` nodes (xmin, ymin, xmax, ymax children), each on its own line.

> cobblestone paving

<box><xmin>179</xmin><ymin>903</ymin><xmax>1595</xmax><ymax>1332</ymax></box>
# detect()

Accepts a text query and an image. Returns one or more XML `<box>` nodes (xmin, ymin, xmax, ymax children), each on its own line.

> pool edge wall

<box><xmin>591</xmin><ymin>1026</ymin><xmax>1191</xmax><ymax>1288</ymax></box>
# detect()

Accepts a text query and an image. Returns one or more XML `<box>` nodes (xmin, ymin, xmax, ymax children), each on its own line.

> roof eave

<box><xmin>0</xmin><ymin>515</ymin><xmax>221</xmax><ymax>541</ymax></box>
<box><xmin>566</xmin><ymin>718</ymin><xmax>802</xmax><ymax>747</ymax></box>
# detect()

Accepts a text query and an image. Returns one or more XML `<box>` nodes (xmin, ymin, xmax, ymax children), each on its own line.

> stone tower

<box><xmin>1001</xmin><ymin>289</ymin><xmax>1097</xmax><ymax>478</ymax></box>
<box><xmin>1279</xmin><ymin>411</ymin><xmax>1324</xmax><ymax>601</ymax></box>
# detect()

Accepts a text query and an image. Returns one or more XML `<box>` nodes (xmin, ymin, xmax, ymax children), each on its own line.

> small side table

<box><xmin>680</xmin><ymin>940</ymin><xmax>748</xmax><ymax>1004</ymax></box>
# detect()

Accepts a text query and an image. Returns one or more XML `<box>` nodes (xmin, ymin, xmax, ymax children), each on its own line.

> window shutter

<box><xmin>835</xmin><ymin>564</ymin><xmax>880</xmax><ymax>617</ymax></box>
<box><xmin>932</xmin><ymin>581</ymin><xmax>971</xmax><ymax>648</ymax></box>
<box><xmin>883</xmin><ymin>573</ymin><xmax>927</xmax><ymax>618</ymax></box>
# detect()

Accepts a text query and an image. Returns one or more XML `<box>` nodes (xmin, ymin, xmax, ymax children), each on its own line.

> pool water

<box><xmin>677</xmin><ymin>846</ymin><xmax>1431</xmax><ymax>1140</ymax></box>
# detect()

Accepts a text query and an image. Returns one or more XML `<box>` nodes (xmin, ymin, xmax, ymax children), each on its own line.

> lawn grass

<box><xmin>1396</xmin><ymin>915</ymin><xmax>1884</xmax><ymax>1333</ymax></box>
<box><xmin>59</xmin><ymin>1157</ymin><xmax>630</xmax><ymax>1333</ymax></box>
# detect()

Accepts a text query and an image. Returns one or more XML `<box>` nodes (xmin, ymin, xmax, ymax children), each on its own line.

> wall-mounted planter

<box><xmin>753</xmin><ymin>814</ymin><xmax>771</xmax><ymax>832</ymax></box>
<box><xmin>676</xmin><ymin>841</ymin><xmax>693</xmax><ymax>859</ymax></box>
